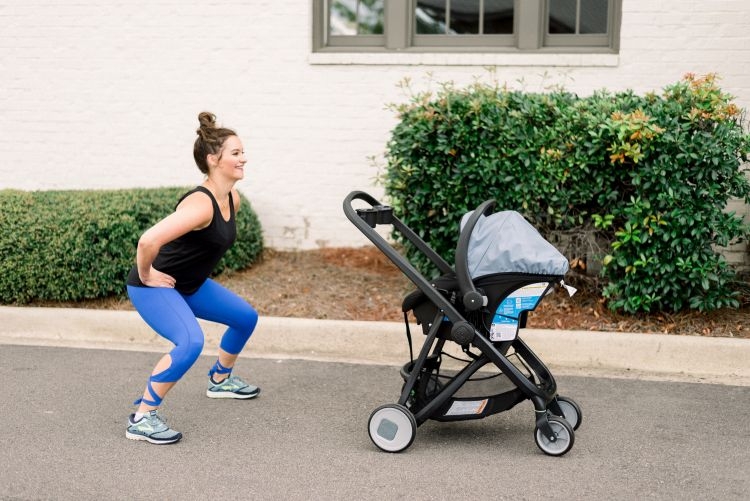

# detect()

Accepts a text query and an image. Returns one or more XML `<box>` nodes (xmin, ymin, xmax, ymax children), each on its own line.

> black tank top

<box><xmin>126</xmin><ymin>186</ymin><xmax>236</xmax><ymax>294</ymax></box>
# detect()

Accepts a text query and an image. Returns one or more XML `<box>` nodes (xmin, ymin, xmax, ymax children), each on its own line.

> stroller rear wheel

<box><xmin>549</xmin><ymin>396</ymin><xmax>582</xmax><ymax>430</ymax></box>
<box><xmin>368</xmin><ymin>404</ymin><xmax>417</xmax><ymax>453</ymax></box>
<box><xmin>534</xmin><ymin>416</ymin><xmax>575</xmax><ymax>456</ymax></box>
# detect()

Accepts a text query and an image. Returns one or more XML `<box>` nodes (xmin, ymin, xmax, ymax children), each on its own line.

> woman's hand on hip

<box><xmin>140</xmin><ymin>267</ymin><xmax>176</xmax><ymax>288</ymax></box>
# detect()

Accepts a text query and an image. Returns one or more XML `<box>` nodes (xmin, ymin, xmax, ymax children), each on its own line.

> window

<box><xmin>545</xmin><ymin>0</ymin><xmax>612</xmax><ymax>47</ymax></box>
<box><xmin>413</xmin><ymin>0</ymin><xmax>515</xmax><ymax>48</ymax></box>
<box><xmin>313</xmin><ymin>0</ymin><xmax>621</xmax><ymax>52</ymax></box>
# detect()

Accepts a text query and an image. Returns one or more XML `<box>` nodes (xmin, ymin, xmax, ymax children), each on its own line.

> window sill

<box><xmin>308</xmin><ymin>51</ymin><xmax>619</xmax><ymax>67</ymax></box>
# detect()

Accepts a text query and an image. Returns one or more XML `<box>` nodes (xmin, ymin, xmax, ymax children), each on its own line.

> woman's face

<box><xmin>211</xmin><ymin>135</ymin><xmax>246</xmax><ymax>181</ymax></box>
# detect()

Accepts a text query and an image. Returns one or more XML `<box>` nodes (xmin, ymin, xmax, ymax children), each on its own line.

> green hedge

<box><xmin>0</xmin><ymin>187</ymin><xmax>263</xmax><ymax>304</ymax></box>
<box><xmin>382</xmin><ymin>74</ymin><xmax>750</xmax><ymax>313</ymax></box>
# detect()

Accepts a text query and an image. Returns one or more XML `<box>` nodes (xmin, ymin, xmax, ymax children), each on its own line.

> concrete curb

<box><xmin>1</xmin><ymin>306</ymin><xmax>748</xmax><ymax>386</ymax></box>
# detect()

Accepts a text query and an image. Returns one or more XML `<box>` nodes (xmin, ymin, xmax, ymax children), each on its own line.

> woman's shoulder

<box><xmin>180</xmin><ymin>187</ymin><xmax>215</xmax><ymax>208</ymax></box>
<box><xmin>175</xmin><ymin>188</ymin><xmax>215</xmax><ymax>226</ymax></box>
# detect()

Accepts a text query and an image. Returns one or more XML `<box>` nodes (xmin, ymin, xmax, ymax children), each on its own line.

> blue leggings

<box><xmin>127</xmin><ymin>279</ymin><xmax>258</xmax><ymax>404</ymax></box>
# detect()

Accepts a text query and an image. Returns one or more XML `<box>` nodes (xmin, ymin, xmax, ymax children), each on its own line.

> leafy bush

<box><xmin>0</xmin><ymin>187</ymin><xmax>263</xmax><ymax>304</ymax></box>
<box><xmin>598</xmin><ymin>74</ymin><xmax>750</xmax><ymax>312</ymax></box>
<box><xmin>382</xmin><ymin>74</ymin><xmax>750</xmax><ymax>313</ymax></box>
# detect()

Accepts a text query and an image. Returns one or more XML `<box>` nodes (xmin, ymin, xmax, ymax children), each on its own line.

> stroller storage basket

<box><xmin>399</xmin><ymin>358</ymin><xmax>531</xmax><ymax>422</ymax></box>
<box><xmin>344</xmin><ymin>191</ymin><xmax>581</xmax><ymax>456</ymax></box>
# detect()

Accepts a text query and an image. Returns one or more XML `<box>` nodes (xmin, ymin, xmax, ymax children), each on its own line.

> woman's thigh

<box><xmin>182</xmin><ymin>279</ymin><xmax>257</xmax><ymax>329</ymax></box>
<box><xmin>127</xmin><ymin>285</ymin><xmax>203</xmax><ymax>346</ymax></box>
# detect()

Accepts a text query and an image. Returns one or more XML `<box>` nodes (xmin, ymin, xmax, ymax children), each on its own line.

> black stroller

<box><xmin>344</xmin><ymin>191</ymin><xmax>581</xmax><ymax>456</ymax></box>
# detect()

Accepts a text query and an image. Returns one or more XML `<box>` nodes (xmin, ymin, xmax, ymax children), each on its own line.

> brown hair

<box><xmin>193</xmin><ymin>112</ymin><xmax>237</xmax><ymax>174</ymax></box>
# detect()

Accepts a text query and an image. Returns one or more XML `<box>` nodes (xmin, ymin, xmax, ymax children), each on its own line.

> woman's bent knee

<box><xmin>241</xmin><ymin>307</ymin><xmax>259</xmax><ymax>334</ymax></box>
<box><xmin>162</xmin><ymin>337</ymin><xmax>204</xmax><ymax>380</ymax></box>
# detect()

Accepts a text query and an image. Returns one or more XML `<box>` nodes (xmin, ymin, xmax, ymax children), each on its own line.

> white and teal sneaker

<box><xmin>206</xmin><ymin>375</ymin><xmax>260</xmax><ymax>399</ymax></box>
<box><xmin>125</xmin><ymin>410</ymin><xmax>182</xmax><ymax>445</ymax></box>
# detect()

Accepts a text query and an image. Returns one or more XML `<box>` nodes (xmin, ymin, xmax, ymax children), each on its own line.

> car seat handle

<box><xmin>455</xmin><ymin>199</ymin><xmax>496</xmax><ymax>311</ymax></box>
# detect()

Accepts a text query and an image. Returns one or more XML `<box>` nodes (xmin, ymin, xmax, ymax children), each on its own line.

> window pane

<box><xmin>548</xmin><ymin>0</ymin><xmax>577</xmax><ymax>34</ymax></box>
<box><xmin>330</xmin><ymin>0</ymin><xmax>384</xmax><ymax>36</ymax></box>
<box><xmin>450</xmin><ymin>0</ymin><xmax>480</xmax><ymax>35</ymax></box>
<box><xmin>580</xmin><ymin>0</ymin><xmax>607</xmax><ymax>34</ymax></box>
<box><xmin>416</xmin><ymin>0</ymin><xmax>447</xmax><ymax>34</ymax></box>
<box><xmin>358</xmin><ymin>0</ymin><xmax>384</xmax><ymax>34</ymax></box>
<box><xmin>484</xmin><ymin>0</ymin><xmax>514</xmax><ymax>34</ymax></box>
<box><xmin>330</xmin><ymin>0</ymin><xmax>358</xmax><ymax>35</ymax></box>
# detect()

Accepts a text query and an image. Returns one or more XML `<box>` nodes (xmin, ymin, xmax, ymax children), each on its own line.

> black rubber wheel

<box><xmin>534</xmin><ymin>416</ymin><xmax>575</xmax><ymax>456</ymax></box>
<box><xmin>368</xmin><ymin>404</ymin><xmax>417</xmax><ymax>453</ymax></box>
<box><xmin>550</xmin><ymin>396</ymin><xmax>583</xmax><ymax>430</ymax></box>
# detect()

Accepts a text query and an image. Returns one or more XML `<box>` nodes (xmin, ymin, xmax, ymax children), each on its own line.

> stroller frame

<box><xmin>344</xmin><ymin>191</ymin><xmax>581</xmax><ymax>456</ymax></box>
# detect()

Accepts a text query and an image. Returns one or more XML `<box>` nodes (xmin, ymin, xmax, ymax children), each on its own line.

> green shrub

<box><xmin>382</xmin><ymin>74</ymin><xmax>750</xmax><ymax>313</ymax></box>
<box><xmin>0</xmin><ymin>187</ymin><xmax>263</xmax><ymax>304</ymax></box>
<box><xmin>598</xmin><ymin>74</ymin><xmax>750</xmax><ymax>312</ymax></box>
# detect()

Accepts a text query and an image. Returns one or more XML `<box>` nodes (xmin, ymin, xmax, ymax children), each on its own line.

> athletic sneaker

<box><xmin>125</xmin><ymin>410</ymin><xmax>182</xmax><ymax>445</ymax></box>
<box><xmin>206</xmin><ymin>375</ymin><xmax>260</xmax><ymax>399</ymax></box>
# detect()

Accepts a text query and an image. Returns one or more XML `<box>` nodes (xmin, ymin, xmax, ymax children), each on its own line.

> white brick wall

<box><xmin>1</xmin><ymin>0</ymin><xmax>749</xmax><ymax>267</ymax></box>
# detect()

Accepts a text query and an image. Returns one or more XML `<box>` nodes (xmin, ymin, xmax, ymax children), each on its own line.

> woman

<box><xmin>125</xmin><ymin>112</ymin><xmax>260</xmax><ymax>445</ymax></box>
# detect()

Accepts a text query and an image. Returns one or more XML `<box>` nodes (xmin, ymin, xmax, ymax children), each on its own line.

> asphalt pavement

<box><xmin>1</xmin><ymin>344</ymin><xmax>748</xmax><ymax>500</ymax></box>
<box><xmin>1</xmin><ymin>306</ymin><xmax>749</xmax><ymax>500</ymax></box>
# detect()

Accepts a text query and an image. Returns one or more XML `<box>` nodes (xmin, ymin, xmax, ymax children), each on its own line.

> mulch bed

<box><xmin>24</xmin><ymin>247</ymin><xmax>749</xmax><ymax>339</ymax></box>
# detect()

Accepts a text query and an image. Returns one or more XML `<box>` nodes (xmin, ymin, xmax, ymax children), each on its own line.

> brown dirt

<box><xmin>44</xmin><ymin>246</ymin><xmax>748</xmax><ymax>339</ymax></box>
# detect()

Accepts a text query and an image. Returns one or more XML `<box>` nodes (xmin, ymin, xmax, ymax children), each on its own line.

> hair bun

<box><xmin>197</xmin><ymin>111</ymin><xmax>217</xmax><ymax>135</ymax></box>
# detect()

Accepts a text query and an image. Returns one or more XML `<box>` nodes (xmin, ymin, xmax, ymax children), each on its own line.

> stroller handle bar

<box><xmin>344</xmin><ymin>191</ymin><xmax>479</xmax><ymax>326</ymax></box>
<box><xmin>343</xmin><ymin>191</ymin><xmax>453</xmax><ymax>277</ymax></box>
<box><xmin>455</xmin><ymin>199</ymin><xmax>497</xmax><ymax>311</ymax></box>
<box><xmin>343</xmin><ymin>190</ymin><xmax>496</xmax><ymax>314</ymax></box>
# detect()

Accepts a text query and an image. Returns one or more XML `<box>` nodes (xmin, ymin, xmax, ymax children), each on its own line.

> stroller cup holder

<box><xmin>344</xmin><ymin>191</ymin><xmax>581</xmax><ymax>456</ymax></box>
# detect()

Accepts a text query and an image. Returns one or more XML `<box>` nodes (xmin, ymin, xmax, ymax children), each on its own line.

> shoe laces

<box><xmin>146</xmin><ymin>410</ymin><xmax>168</xmax><ymax>426</ymax></box>
<box><xmin>227</xmin><ymin>375</ymin><xmax>249</xmax><ymax>387</ymax></box>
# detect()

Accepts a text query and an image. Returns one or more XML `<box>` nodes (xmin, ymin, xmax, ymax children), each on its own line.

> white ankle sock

<box><xmin>134</xmin><ymin>412</ymin><xmax>145</xmax><ymax>421</ymax></box>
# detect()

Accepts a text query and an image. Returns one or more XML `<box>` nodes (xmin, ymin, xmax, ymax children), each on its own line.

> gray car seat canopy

<box><xmin>460</xmin><ymin>210</ymin><xmax>569</xmax><ymax>278</ymax></box>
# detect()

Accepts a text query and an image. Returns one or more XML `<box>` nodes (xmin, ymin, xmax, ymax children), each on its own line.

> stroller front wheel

<box><xmin>368</xmin><ymin>404</ymin><xmax>417</xmax><ymax>453</ymax></box>
<box><xmin>534</xmin><ymin>416</ymin><xmax>575</xmax><ymax>456</ymax></box>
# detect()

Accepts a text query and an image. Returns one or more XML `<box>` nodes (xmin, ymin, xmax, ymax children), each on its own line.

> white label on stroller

<box><xmin>490</xmin><ymin>282</ymin><xmax>548</xmax><ymax>341</ymax></box>
<box><xmin>445</xmin><ymin>399</ymin><xmax>488</xmax><ymax>416</ymax></box>
<box><xmin>490</xmin><ymin>321</ymin><xmax>519</xmax><ymax>341</ymax></box>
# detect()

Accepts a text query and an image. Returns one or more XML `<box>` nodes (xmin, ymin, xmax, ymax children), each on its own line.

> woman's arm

<box><xmin>136</xmin><ymin>192</ymin><xmax>213</xmax><ymax>287</ymax></box>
